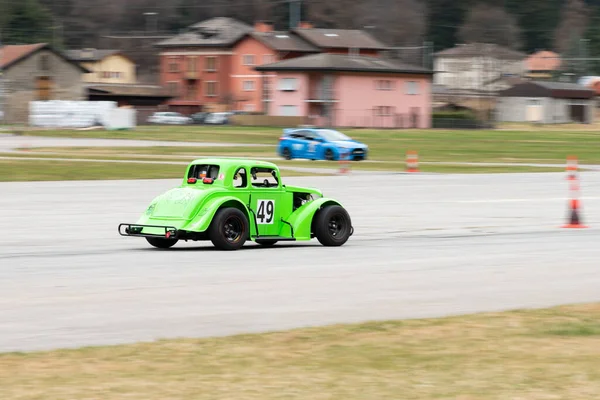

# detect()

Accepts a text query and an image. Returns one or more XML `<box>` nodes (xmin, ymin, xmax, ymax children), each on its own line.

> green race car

<box><xmin>118</xmin><ymin>158</ymin><xmax>353</xmax><ymax>250</ymax></box>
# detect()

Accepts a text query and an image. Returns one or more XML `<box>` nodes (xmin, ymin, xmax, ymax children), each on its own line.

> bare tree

<box><xmin>553</xmin><ymin>0</ymin><xmax>589</xmax><ymax>53</ymax></box>
<box><xmin>457</xmin><ymin>3</ymin><xmax>523</xmax><ymax>50</ymax></box>
<box><xmin>304</xmin><ymin>0</ymin><xmax>427</xmax><ymax>52</ymax></box>
<box><xmin>357</xmin><ymin>0</ymin><xmax>427</xmax><ymax>46</ymax></box>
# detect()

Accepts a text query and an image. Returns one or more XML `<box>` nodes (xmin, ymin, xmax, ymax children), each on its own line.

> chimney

<box><xmin>254</xmin><ymin>20</ymin><xmax>274</xmax><ymax>33</ymax></box>
<box><xmin>297</xmin><ymin>21</ymin><xmax>313</xmax><ymax>29</ymax></box>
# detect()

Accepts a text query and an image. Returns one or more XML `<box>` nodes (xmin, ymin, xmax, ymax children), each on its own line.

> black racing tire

<box><xmin>209</xmin><ymin>207</ymin><xmax>249</xmax><ymax>250</ymax></box>
<box><xmin>146</xmin><ymin>237</ymin><xmax>178</xmax><ymax>249</ymax></box>
<box><xmin>314</xmin><ymin>205</ymin><xmax>352</xmax><ymax>246</ymax></box>
<box><xmin>282</xmin><ymin>147</ymin><xmax>292</xmax><ymax>160</ymax></box>
<box><xmin>255</xmin><ymin>239</ymin><xmax>278</xmax><ymax>246</ymax></box>
<box><xmin>324</xmin><ymin>148</ymin><xmax>335</xmax><ymax>161</ymax></box>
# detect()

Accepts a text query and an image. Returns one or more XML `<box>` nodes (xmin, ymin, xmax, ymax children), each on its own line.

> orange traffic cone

<box><xmin>406</xmin><ymin>150</ymin><xmax>419</xmax><ymax>173</ymax></box>
<box><xmin>563</xmin><ymin>199</ymin><xmax>588</xmax><ymax>228</ymax></box>
<box><xmin>562</xmin><ymin>174</ymin><xmax>588</xmax><ymax>229</ymax></box>
<box><xmin>566</xmin><ymin>155</ymin><xmax>578</xmax><ymax>181</ymax></box>
<box><xmin>338</xmin><ymin>151</ymin><xmax>350</xmax><ymax>174</ymax></box>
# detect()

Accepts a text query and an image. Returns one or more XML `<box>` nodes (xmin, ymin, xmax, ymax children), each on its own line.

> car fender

<box><xmin>333</xmin><ymin>145</ymin><xmax>352</xmax><ymax>159</ymax></box>
<box><xmin>284</xmin><ymin>198</ymin><xmax>344</xmax><ymax>239</ymax></box>
<box><xmin>183</xmin><ymin>195</ymin><xmax>255</xmax><ymax>233</ymax></box>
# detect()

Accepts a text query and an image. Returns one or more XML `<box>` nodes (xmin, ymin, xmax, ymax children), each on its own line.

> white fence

<box><xmin>28</xmin><ymin>101</ymin><xmax>136</xmax><ymax>130</ymax></box>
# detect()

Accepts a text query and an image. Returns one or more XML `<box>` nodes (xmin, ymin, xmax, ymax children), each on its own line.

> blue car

<box><xmin>277</xmin><ymin>127</ymin><xmax>368</xmax><ymax>161</ymax></box>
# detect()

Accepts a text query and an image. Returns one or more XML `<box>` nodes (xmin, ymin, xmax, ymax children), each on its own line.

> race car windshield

<box><xmin>317</xmin><ymin>129</ymin><xmax>351</xmax><ymax>141</ymax></box>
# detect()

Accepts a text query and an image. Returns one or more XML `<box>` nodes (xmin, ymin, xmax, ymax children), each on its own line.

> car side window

<box><xmin>233</xmin><ymin>167</ymin><xmax>247</xmax><ymax>188</ymax></box>
<box><xmin>250</xmin><ymin>167</ymin><xmax>279</xmax><ymax>188</ymax></box>
<box><xmin>301</xmin><ymin>130</ymin><xmax>318</xmax><ymax>141</ymax></box>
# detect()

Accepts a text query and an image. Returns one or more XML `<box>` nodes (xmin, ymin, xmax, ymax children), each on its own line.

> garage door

<box><xmin>570</xmin><ymin>104</ymin><xmax>585</xmax><ymax>123</ymax></box>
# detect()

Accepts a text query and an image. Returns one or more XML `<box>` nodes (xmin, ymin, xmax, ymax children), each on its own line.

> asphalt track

<box><xmin>2</xmin><ymin>172</ymin><xmax>600</xmax><ymax>352</ymax></box>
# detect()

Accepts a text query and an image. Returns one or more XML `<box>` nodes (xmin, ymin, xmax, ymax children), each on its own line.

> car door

<box><xmin>292</xmin><ymin>130</ymin><xmax>317</xmax><ymax>159</ymax></box>
<box><xmin>303</xmin><ymin>130</ymin><xmax>323</xmax><ymax>159</ymax></box>
<box><xmin>248</xmin><ymin>166</ymin><xmax>284</xmax><ymax>237</ymax></box>
<box><xmin>286</xmin><ymin>132</ymin><xmax>306</xmax><ymax>158</ymax></box>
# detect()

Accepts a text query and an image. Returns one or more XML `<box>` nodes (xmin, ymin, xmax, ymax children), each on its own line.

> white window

<box><xmin>279</xmin><ymin>105</ymin><xmax>298</xmax><ymax>116</ymax></box>
<box><xmin>243</xmin><ymin>80</ymin><xmax>255</xmax><ymax>91</ymax></box>
<box><xmin>263</xmin><ymin>54</ymin><xmax>275</xmax><ymax>64</ymax></box>
<box><xmin>278</xmin><ymin>77</ymin><xmax>298</xmax><ymax>91</ymax></box>
<box><xmin>244</xmin><ymin>104</ymin><xmax>255</xmax><ymax>111</ymax></box>
<box><xmin>405</xmin><ymin>81</ymin><xmax>419</xmax><ymax>95</ymax></box>
<box><xmin>243</xmin><ymin>55</ymin><xmax>255</xmax><ymax>65</ymax></box>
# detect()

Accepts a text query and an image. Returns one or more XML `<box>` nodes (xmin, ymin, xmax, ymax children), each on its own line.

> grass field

<box><xmin>0</xmin><ymin>159</ymin><xmax>327</xmax><ymax>181</ymax></box>
<box><xmin>0</xmin><ymin>155</ymin><xmax>566</xmax><ymax>182</ymax></box>
<box><xmin>3</xmin><ymin>125</ymin><xmax>599</xmax><ymax>180</ymax></box>
<box><xmin>18</xmin><ymin>125</ymin><xmax>600</xmax><ymax>164</ymax></box>
<box><xmin>2</xmin><ymin>303</ymin><xmax>600</xmax><ymax>399</ymax></box>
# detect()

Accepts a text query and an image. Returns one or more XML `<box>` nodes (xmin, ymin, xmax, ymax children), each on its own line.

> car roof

<box><xmin>284</xmin><ymin>127</ymin><xmax>343</xmax><ymax>136</ymax></box>
<box><xmin>189</xmin><ymin>157</ymin><xmax>279</xmax><ymax>171</ymax></box>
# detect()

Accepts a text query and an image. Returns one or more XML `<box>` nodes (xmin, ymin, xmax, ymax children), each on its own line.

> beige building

<box><xmin>433</xmin><ymin>43</ymin><xmax>527</xmax><ymax>93</ymax></box>
<box><xmin>66</xmin><ymin>48</ymin><xmax>137</xmax><ymax>84</ymax></box>
<box><xmin>0</xmin><ymin>43</ymin><xmax>89</xmax><ymax>123</ymax></box>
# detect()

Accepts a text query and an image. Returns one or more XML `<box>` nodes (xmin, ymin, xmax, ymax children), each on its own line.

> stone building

<box><xmin>0</xmin><ymin>43</ymin><xmax>89</xmax><ymax>123</ymax></box>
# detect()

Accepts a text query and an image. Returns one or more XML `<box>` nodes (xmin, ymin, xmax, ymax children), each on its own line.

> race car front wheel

<box><xmin>209</xmin><ymin>207</ymin><xmax>249</xmax><ymax>250</ymax></box>
<box><xmin>146</xmin><ymin>237</ymin><xmax>178</xmax><ymax>249</ymax></box>
<box><xmin>324</xmin><ymin>149</ymin><xmax>334</xmax><ymax>161</ymax></box>
<box><xmin>314</xmin><ymin>205</ymin><xmax>352</xmax><ymax>246</ymax></box>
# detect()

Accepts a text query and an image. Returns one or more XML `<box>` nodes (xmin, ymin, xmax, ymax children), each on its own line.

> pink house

<box><xmin>255</xmin><ymin>53</ymin><xmax>432</xmax><ymax>128</ymax></box>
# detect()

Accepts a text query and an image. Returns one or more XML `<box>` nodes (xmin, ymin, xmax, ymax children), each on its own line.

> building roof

<box><xmin>526</xmin><ymin>50</ymin><xmax>561</xmax><ymax>71</ymax></box>
<box><xmin>499</xmin><ymin>80</ymin><xmax>595</xmax><ymax>99</ymax></box>
<box><xmin>255</xmin><ymin>53</ymin><xmax>432</xmax><ymax>74</ymax></box>
<box><xmin>1</xmin><ymin>43</ymin><xmax>47</xmax><ymax>68</ymax></box>
<box><xmin>155</xmin><ymin>17</ymin><xmax>253</xmax><ymax>48</ymax></box>
<box><xmin>1</xmin><ymin>43</ymin><xmax>89</xmax><ymax>72</ymax></box>
<box><xmin>250</xmin><ymin>31</ymin><xmax>319</xmax><ymax>53</ymax></box>
<box><xmin>291</xmin><ymin>28</ymin><xmax>389</xmax><ymax>50</ymax></box>
<box><xmin>65</xmin><ymin>48</ymin><xmax>123</xmax><ymax>62</ymax></box>
<box><xmin>435</xmin><ymin>43</ymin><xmax>526</xmax><ymax>61</ymax></box>
<box><xmin>85</xmin><ymin>83</ymin><xmax>172</xmax><ymax>98</ymax></box>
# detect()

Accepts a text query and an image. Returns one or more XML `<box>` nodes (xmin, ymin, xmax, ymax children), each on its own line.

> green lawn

<box><xmin>0</xmin><ymin>159</ymin><xmax>326</xmax><ymax>182</ymax></box>
<box><xmin>2</xmin><ymin>303</ymin><xmax>600</xmax><ymax>399</ymax></box>
<box><xmin>0</xmin><ymin>154</ymin><xmax>566</xmax><ymax>182</ymax></box>
<box><xmin>18</xmin><ymin>125</ymin><xmax>600</xmax><ymax>164</ymax></box>
<box><xmin>20</xmin><ymin>125</ymin><xmax>279</xmax><ymax>144</ymax></box>
<box><xmin>4</xmin><ymin>125</ymin><xmax>599</xmax><ymax>180</ymax></box>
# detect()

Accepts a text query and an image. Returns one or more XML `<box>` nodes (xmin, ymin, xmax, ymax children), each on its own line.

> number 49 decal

<box><xmin>256</xmin><ymin>200</ymin><xmax>275</xmax><ymax>224</ymax></box>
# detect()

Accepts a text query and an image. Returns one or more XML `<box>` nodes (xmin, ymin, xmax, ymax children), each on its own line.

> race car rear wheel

<box><xmin>282</xmin><ymin>147</ymin><xmax>292</xmax><ymax>160</ymax></box>
<box><xmin>209</xmin><ymin>207</ymin><xmax>249</xmax><ymax>250</ymax></box>
<box><xmin>314</xmin><ymin>205</ymin><xmax>352</xmax><ymax>246</ymax></box>
<box><xmin>146</xmin><ymin>237</ymin><xmax>178</xmax><ymax>249</ymax></box>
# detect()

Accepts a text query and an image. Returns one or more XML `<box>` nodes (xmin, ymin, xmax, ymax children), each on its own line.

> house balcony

<box><xmin>306</xmin><ymin>87</ymin><xmax>338</xmax><ymax>103</ymax></box>
<box><xmin>306</xmin><ymin>75</ymin><xmax>337</xmax><ymax>103</ymax></box>
<box><xmin>184</xmin><ymin>71</ymin><xmax>199</xmax><ymax>80</ymax></box>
